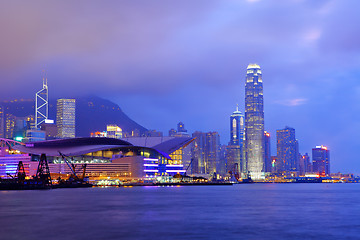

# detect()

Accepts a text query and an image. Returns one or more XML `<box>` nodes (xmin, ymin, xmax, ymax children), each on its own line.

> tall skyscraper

<box><xmin>245</xmin><ymin>63</ymin><xmax>265</xmax><ymax>180</ymax></box>
<box><xmin>230</xmin><ymin>105</ymin><xmax>244</xmax><ymax>146</ymax></box>
<box><xmin>35</xmin><ymin>74</ymin><xmax>48</xmax><ymax>129</ymax></box>
<box><xmin>312</xmin><ymin>145</ymin><xmax>330</xmax><ymax>176</ymax></box>
<box><xmin>205</xmin><ymin>132</ymin><xmax>220</xmax><ymax>175</ymax></box>
<box><xmin>276</xmin><ymin>126</ymin><xmax>299</xmax><ymax>173</ymax></box>
<box><xmin>264</xmin><ymin>131</ymin><xmax>271</xmax><ymax>173</ymax></box>
<box><xmin>56</xmin><ymin>99</ymin><xmax>76</xmax><ymax>138</ymax></box>
<box><xmin>228</xmin><ymin>105</ymin><xmax>245</xmax><ymax>176</ymax></box>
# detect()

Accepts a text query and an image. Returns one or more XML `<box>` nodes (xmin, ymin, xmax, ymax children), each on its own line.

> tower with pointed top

<box><xmin>230</xmin><ymin>105</ymin><xmax>244</xmax><ymax>146</ymax></box>
<box><xmin>244</xmin><ymin>63</ymin><xmax>265</xmax><ymax>180</ymax></box>
<box><xmin>35</xmin><ymin>72</ymin><xmax>48</xmax><ymax>129</ymax></box>
<box><xmin>227</xmin><ymin>105</ymin><xmax>245</xmax><ymax>176</ymax></box>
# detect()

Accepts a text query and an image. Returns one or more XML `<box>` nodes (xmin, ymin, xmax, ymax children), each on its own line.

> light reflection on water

<box><xmin>0</xmin><ymin>184</ymin><xmax>359</xmax><ymax>240</ymax></box>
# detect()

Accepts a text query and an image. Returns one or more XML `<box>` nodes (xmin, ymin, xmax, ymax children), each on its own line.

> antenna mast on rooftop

<box><xmin>35</xmin><ymin>70</ymin><xmax>48</xmax><ymax>129</ymax></box>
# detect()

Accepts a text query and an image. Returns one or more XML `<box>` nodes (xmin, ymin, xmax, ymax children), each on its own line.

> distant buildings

<box><xmin>177</xmin><ymin>122</ymin><xmax>187</xmax><ymax>133</ymax></box>
<box><xmin>299</xmin><ymin>153</ymin><xmax>311</xmax><ymax>176</ymax></box>
<box><xmin>40</xmin><ymin>120</ymin><xmax>58</xmax><ymax>140</ymax></box>
<box><xmin>245</xmin><ymin>63</ymin><xmax>265</xmax><ymax>180</ymax></box>
<box><xmin>264</xmin><ymin>131</ymin><xmax>271</xmax><ymax>173</ymax></box>
<box><xmin>107</xmin><ymin>124</ymin><xmax>123</xmax><ymax>139</ymax></box>
<box><xmin>191</xmin><ymin>131</ymin><xmax>220</xmax><ymax>175</ymax></box>
<box><xmin>169</xmin><ymin>128</ymin><xmax>177</xmax><ymax>137</ymax></box>
<box><xmin>170</xmin><ymin>122</ymin><xmax>189</xmax><ymax>137</ymax></box>
<box><xmin>0</xmin><ymin>106</ymin><xmax>4</xmax><ymax>138</ymax></box>
<box><xmin>56</xmin><ymin>99</ymin><xmax>76</xmax><ymax>138</ymax></box>
<box><xmin>5</xmin><ymin>113</ymin><xmax>16</xmax><ymax>139</ymax></box>
<box><xmin>312</xmin><ymin>145</ymin><xmax>330</xmax><ymax>176</ymax></box>
<box><xmin>276</xmin><ymin>126</ymin><xmax>299</xmax><ymax>173</ymax></box>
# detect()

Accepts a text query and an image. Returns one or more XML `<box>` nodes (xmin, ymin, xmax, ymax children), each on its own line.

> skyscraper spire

<box><xmin>35</xmin><ymin>71</ymin><xmax>48</xmax><ymax>129</ymax></box>
<box><xmin>244</xmin><ymin>63</ymin><xmax>265</xmax><ymax>180</ymax></box>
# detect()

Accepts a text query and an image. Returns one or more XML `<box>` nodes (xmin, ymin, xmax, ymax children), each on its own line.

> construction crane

<box><xmin>35</xmin><ymin>154</ymin><xmax>52</xmax><ymax>187</ymax></box>
<box><xmin>58</xmin><ymin>151</ymin><xmax>87</xmax><ymax>182</ymax></box>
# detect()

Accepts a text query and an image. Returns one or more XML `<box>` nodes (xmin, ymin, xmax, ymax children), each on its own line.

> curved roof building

<box><xmin>12</xmin><ymin>137</ymin><xmax>194</xmax><ymax>179</ymax></box>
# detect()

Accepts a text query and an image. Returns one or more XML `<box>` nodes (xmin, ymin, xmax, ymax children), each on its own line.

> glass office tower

<box><xmin>244</xmin><ymin>64</ymin><xmax>265</xmax><ymax>180</ymax></box>
<box><xmin>56</xmin><ymin>99</ymin><xmax>76</xmax><ymax>138</ymax></box>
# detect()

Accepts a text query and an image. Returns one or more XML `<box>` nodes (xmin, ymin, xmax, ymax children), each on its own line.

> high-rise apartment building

<box><xmin>56</xmin><ymin>99</ymin><xmax>76</xmax><ymax>138</ymax></box>
<box><xmin>245</xmin><ymin>63</ymin><xmax>265</xmax><ymax>180</ymax></box>
<box><xmin>312</xmin><ymin>146</ymin><xmax>330</xmax><ymax>176</ymax></box>
<box><xmin>276</xmin><ymin>126</ymin><xmax>299</xmax><ymax>172</ymax></box>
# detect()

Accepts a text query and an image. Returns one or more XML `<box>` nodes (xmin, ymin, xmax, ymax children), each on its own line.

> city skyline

<box><xmin>1</xmin><ymin>1</ymin><xmax>360</xmax><ymax>173</ymax></box>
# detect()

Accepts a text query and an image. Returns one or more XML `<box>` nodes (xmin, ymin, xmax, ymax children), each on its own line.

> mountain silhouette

<box><xmin>0</xmin><ymin>96</ymin><xmax>148</xmax><ymax>137</ymax></box>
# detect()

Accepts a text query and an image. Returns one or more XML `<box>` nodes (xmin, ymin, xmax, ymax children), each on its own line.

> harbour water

<box><xmin>1</xmin><ymin>184</ymin><xmax>359</xmax><ymax>240</ymax></box>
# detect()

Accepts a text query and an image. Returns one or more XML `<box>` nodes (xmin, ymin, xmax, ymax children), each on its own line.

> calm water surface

<box><xmin>0</xmin><ymin>184</ymin><xmax>359</xmax><ymax>240</ymax></box>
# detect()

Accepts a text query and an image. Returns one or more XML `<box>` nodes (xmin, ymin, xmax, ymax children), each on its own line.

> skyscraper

<box><xmin>312</xmin><ymin>145</ymin><xmax>330</xmax><ymax>176</ymax></box>
<box><xmin>276</xmin><ymin>126</ymin><xmax>299</xmax><ymax>173</ymax></box>
<box><xmin>230</xmin><ymin>105</ymin><xmax>244</xmax><ymax>146</ymax></box>
<box><xmin>191</xmin><ymin>131</ymin><xmax>220</xmax><ymax>175</ymax></box>
<box><xmin>35</xmin><ymin>74</ymin><xmax>48</xmax><ymax>129</ymax></box>
<box><xmin>264</xmin><ymin>131</ymin><xmax>271</xmax><ymax>173</ymax></box>
<box><xmin>245</xmin><ymin>63</ymin><xmax>265</xmax><ymax>180</ymax></box>
<box><xmin>205</xmin><ymin>132</ymin><xmax>220</xmax><ymax>175</ymax></box>
<box><xmin>56</xmin><ymin>99</ymin><xmax>76</xmax><ymax>138</ymax></box>
<box><xmin>228</xmin><ymin>105</ymin><xmax>245</xmax><ymax>176</ymax></box>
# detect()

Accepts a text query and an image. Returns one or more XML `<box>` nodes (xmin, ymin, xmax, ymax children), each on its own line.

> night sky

<box><xmin>1</xmin><ymin>0</ymin><xmax>360</xmax><ymax>174</ymax></box>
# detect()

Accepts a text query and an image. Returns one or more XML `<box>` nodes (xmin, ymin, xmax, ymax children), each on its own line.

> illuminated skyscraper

<box><xmin>56</xmin><ymin>99</ymin><xmax>76</xmax><ymax>138</ymax></box>
<box><xmin>245</xmin><ymin>64</ymin><xmax>265</xmax><ymax>180</ymax></box>
<box><xmin>35</xmin><ymin>73</ymin><xmax>48</xmax><ymax>129</ymax></box>
<box><xmin>312</xmin><ymin>146</ymin><xmax>330</xmax><ymax>176</ymax></box>
<box><xmin>276</xmin><ymin>126</ymin><xmax>299</xmax><ymax>172</ymax></box>
<box><xmin>230</xmin><ymin>105</ymin><xmax>244</xmax><ymax>146</ymax></box>
<box><xmin>228</xmin><ymin>105</ymin><xmax>245</xmax><ymax>175</ymax></box>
